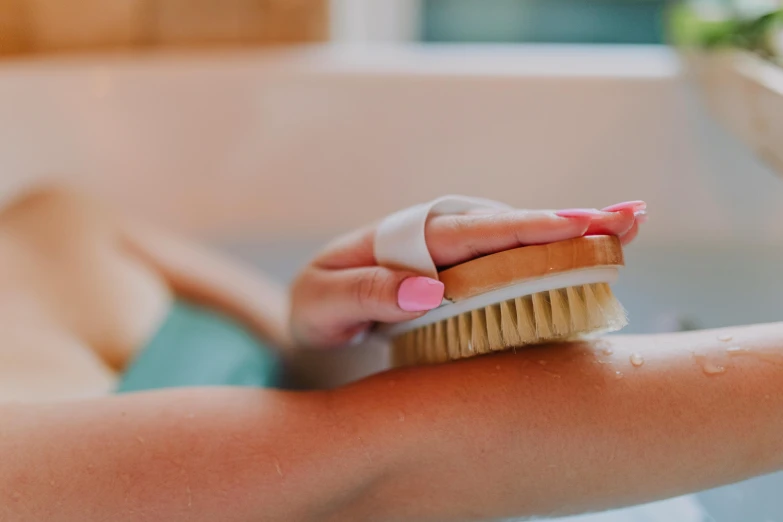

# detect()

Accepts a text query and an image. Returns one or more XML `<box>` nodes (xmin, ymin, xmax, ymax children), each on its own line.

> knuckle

<box><xmin>431</xmin><ymin>215</ymin><xmax>483</xmax><ymax>258</ymax></box>
<box><xmin>355</xmin><ymin>269</ymin><xmax>389</xmax><ymax>309</ymax></box>
<box><xmin>444</xmin><ymin>214</ymin><xmax>474</xmax><ymax>236</ymax></box>
<box><xmin>428</xmin><ymin>214</ymin><xmax>465</xmax><ymax>241</ymax></box>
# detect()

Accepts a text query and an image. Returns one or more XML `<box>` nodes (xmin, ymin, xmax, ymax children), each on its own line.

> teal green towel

<box><xmin>117</xmin><ymin>300</ymin><xmax>282</xmax><ymax>393</ymax></box>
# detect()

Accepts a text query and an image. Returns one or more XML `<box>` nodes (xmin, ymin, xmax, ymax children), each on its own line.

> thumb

<box><xmin>292</xmin><ymin>266</ymin><xmax>444</xmax><ymax>348</ymax></box>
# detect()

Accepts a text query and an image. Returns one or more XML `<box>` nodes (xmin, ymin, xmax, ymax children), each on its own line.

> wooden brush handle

<box><xmin>439</xmin><ymin>235</ymin><xmax>624</xmax><ymax>302</ymax></box>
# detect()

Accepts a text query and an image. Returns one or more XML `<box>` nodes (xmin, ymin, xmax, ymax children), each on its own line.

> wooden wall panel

<box><xmin>0</xmin><ymin>0</ymin><xmax>328</xmax><ymax>56</ymax></box>
<box><xmin>0</xmin><ymin>0</ymin><xmax>29</xmax><ymax>54</ymax></box>
<box><xmin>150</xmin><ymin>0</ymin><xmax>329</xmax><ymax>46</ymax></box>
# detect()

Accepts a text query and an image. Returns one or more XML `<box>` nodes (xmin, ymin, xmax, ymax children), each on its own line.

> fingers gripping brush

<box><xmin>374</xmin><ymin>196</ymin><xmax>628</xmax><ymax>367</ymax></box>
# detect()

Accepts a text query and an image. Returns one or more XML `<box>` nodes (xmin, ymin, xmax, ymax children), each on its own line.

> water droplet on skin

<box><xmin>630</xmin><ymin>354</ymin><xmax>645</xmax><ymax>367</ymax></box>
<box><xmin>601</xmin><ymin>347</ymin><xmax>614</xmax><ymax>356</ymax></box>
<box><xmin>726</xmin><ymin>346</ymin><xmax>747</xmax><ymax>354</ymax></box>
<box><xmin>615</xmin><ymin>371</ymin><xmax>623</xmax><ymax>380</ymax></box>
<box><xmin>543</xmin><ymin>370</ymin><xmax>561</xmax><ymax>379</ymax></box>
<box><xmin>703</xmin><ymin>362</ymin><xmax>726</xmax><ymax>375</ymax></box>
<box><xmin>718</xmin><ymin>334</ymin><xmax>734</xmax><ymax>342</ymax></box>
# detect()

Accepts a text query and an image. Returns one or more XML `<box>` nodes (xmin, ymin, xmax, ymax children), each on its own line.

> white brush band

<box><xmin>380</xmin><ymin>267</ymin><xmax>619</xmax><ymax>336</ymax></box>
<box><xmin>374</xmin><ymin>195</ymin><xmax>512</xmax><ymax>279</ymax></box>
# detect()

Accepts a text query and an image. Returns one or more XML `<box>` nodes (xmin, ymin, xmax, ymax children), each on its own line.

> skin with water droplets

<box><xmin>726</xmin><ymin>346</ymin><xmax>746</xmax><ymax>354</ymax></box>
<box><xmin>629</xmin><ymin>354</ymin><xmax>645</xmax><ymax>367</ymax></box>
<box><xmin>702</xmin><ymin>362</ymin><xmax>726</xmax><ymax>375</ymax></box>
<box><xmin>594</xmin><ymin>340</ymin><xmax>614</xmax><ymax>356</ymax></box>
<box><xmin>615</xmin><ymin>371</ymin><xmax>623</xmax><ymax>380</ymax></box>
<box><xmin>717</xmin><ymin>334</ymin><xmax>733</xmax><ymax>342</ymax></box>
<box><xmin>693</xmin><ymin>353</ymin><xmax>728</xmax><ymax>375</ymax></box>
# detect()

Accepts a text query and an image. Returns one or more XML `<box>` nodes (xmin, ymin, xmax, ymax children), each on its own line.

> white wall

<box><xmin>330</xmin><ymin>0</ymin><xmax>421</xmax><ymax>43</ymax></box>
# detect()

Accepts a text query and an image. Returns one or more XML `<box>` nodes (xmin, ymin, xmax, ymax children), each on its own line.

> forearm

<box><xmin>6</xmin><ymin>324</ymin><xmax>783</xmax><ymax>522</ymax></box>
<box><xmin>0</xmin><ymin>388</ymin><xmax>375</xmax><ymax>522</ymax></box>
<box><xmin>337</xmin><ymin>322</ymin><xmax>783</xmax><ymax>521</ymax></box>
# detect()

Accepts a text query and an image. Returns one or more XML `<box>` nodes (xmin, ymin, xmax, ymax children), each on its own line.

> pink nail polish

<box><xmin>602</xmin><ymin>200</ymin><xmax>646</xmax><ymax>213</ymax></box>
<box><xmin>555</xmin><ymin>208</ymin><xmax>604</xmax><ymax>218</ymax></box>
<box><xmin>398</xmin><ymin>277</ymin><xmax>444</xmax><ymax>312</ymax></box>
<box><xmin>635</xmin><ymin>210</ymin><xmax>649</xmax><ymax>223</ymax></box>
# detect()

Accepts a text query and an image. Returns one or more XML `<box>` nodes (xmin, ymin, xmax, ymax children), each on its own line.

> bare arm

<box><xmin>343</xmin><ymin>321</ymin><xmax>783</xmax><ymax>520</ymax></box>
<box><xmin>3</xmin><ymin>322</ymin><xmax>783</xmax><ymax>521</ymax></box>
<box><xmin>0</xmin><ymin>388</ymin><xmax>380</xmax><ymax>522</ymax></box>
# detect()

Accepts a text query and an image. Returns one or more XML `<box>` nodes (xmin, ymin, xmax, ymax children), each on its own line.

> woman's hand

<box><xmin>290</xmin><ymin>201</ymin><xmax>647</xmax><ymax>349</ymax></box>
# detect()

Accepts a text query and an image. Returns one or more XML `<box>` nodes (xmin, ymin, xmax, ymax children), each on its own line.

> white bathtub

<box><xmin>1</xmin><ymin>44</ymin><xmax>781</xmax><ymax>244</ymax></box>
<box><xmin>2</xmin><ymin>43</ymin><xmax>782</xmax><ymax>522</ymax></box>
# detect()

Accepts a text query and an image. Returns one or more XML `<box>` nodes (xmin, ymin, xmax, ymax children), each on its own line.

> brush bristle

<box><xmin>391</xmin><ymin>283</ymin><xmax>627</xmax><ymax>367</ymax></box>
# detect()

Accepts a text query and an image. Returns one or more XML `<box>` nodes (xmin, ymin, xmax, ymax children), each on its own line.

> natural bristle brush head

<box><xmin>385</xmin><ymin>236</ymin><xmax>628</xmax><ymax>367</ymax></box>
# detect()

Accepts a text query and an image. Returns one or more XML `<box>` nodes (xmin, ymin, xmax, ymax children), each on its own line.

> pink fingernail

<box><xmin>635</xmin><ymin>210</ymin><xmax>649</xmax><ymax>223</ymax></box>
<box><xmin>602</xmin><ymin>200</ymin><xmax>647</xmax><ymax>213</ymax></box>
<box><xmin>555</xmin><ymin>208</ymin><xmax>604</xmax><ymax>218</ymax></box>
<box><xmin>398</xmin><ymin>277</ymin><xmax>444</xmax><ymax>312</ymax></box>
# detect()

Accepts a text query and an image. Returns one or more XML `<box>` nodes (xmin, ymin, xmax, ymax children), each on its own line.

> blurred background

<box><xmin>1</xmin><ymin>1</ymin><xmax>782</xmax><ymax>520</ymax></box>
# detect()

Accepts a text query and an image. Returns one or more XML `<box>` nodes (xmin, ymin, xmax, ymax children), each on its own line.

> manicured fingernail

<box><xmin>398</xmin><ymin>277</ymin><xmax>444</xmax><ymax>312</ymax></box>
<box><xmin>555</xmin><ymin>208</ymin><xmax>604</xmax><ymax>218</ymax></box>
<box><xmin>602</xmin><ymin>200</ymin><xmax>646</xmax><ymax>213</ymax></box>
<box><xmin>635</xmin><ymin>210</ymin><xmax>649</xmax><ymax>223</ymax></box>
